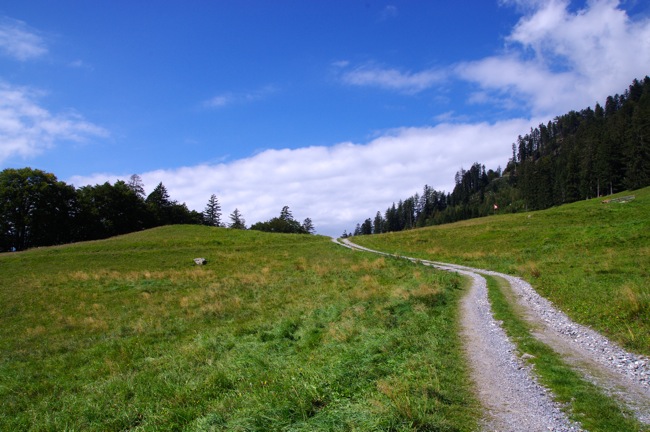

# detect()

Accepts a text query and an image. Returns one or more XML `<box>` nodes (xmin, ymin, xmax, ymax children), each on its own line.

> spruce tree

<box><xmin>229</xmin><ymin>208</ymin><xmax>246</xmax><ymax>229</ymax></box>
<box><xmin>203</xmin><ymin>194</ymin><xmax>222</xmax><ymax>227</ymax></box>
<box><xmin>145</xmin><ymin>182</ymin><xmax>173</xmax><ymax>225</ymax></box>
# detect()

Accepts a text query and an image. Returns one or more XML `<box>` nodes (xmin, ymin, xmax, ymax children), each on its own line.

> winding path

<box><xmin>336</xmin><ymin>238</ymin><xmax>650</xmax><ymax>430</ymax></box>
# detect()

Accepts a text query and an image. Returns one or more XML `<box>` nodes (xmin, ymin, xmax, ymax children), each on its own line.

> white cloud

<box><xmin>69</xmin><ymin>118</ymin><xmax>533</xmax><ymax>237</ymax></box>
<box><xmin>458</xmin><ymin>0</ymin><xmax>650</xmax><ymax>116</ymax></box>
<box><xmin>204</xmin><ymin>95</ymin><xmax>231</xmax><ymax>108</ymax></box>
<box><xmin>0</xmin><ymin>16</ymin><xmax>47</xmax><ymax>61</ymax></box>
<box><xmin>341</xmin><ymin>64</ymin><xmax>446</xmax><ymax>94</ymax></box>
<box><xmin>379</xmin><ymin>5</ymin><xmax>399</xmax><ymax>21</ymax></box>
<box><xmin>340</xmin><ymin>1</ymin><xmax>649</xmax><ymax>116</ymax></box>
<box><xmin>331</xmin><ymin>60</ymin><xmax>350</xmax><ymax>69</ymax></box>
<box><xmin>0</xmin><ymin>82</ymin><xmax>108</xmax><ymax>162</ymax></box>
<box><xmin>203</xmin><ymin>85</ymin><xmax>278</xmax><ymax>108</ymax></box>
<box><xmin>69</xmin><ymin>59</ymin><xmax>93</xmax><ymax>70</ymax></box>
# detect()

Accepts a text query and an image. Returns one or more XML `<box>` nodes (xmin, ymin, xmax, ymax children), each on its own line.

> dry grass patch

<box><xmin>24</xmin><ymin>325</ymin><xmax>46</xmax><ymax>337</ymax></box>
<box><xmin>460</xmin><ymin>250</ymin><xmax>488</xmax><ymax>260</ymax></box>
<box><xmin>517</xmin><ymin>261</ymin><xmax>542</xmax><ymax>279</ymax></box>
<box><xmin>351</xmin><ymin>257</ymin><xmax>387</xmax><ymax>272</ymax></box>
<box><xmin>620</xmin><ymin>282</ymin><xmax>649</xmax><ymax>317</ymax></box>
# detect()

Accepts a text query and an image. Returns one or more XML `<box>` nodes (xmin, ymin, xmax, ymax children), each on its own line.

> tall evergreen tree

<box><xmin>625</xmin><ymin>94</ymin><xmax>650</xmax><ymax>189</ymax></box>
<box><xmin>302</xmin><ymin>217</ymin><xmax>315</xmax><ymax>234</ymax></box>
<box><xmin>229</xmin><ymin>208</ymin><xmax>246</xmax><ymax>229</ymax></box>
<box><xmin>145</xmin><ymin>182</ymin><xmax>173</xmax><ymax>225</ymax></box>
<box><xmin>360</xmin><ymin>218</ymin><xmax>373</xmax><ymax>235</ymax></box>
<box><xmin>373</xmin><ymin>211</ymin><xmax>384</xmax><ymax>234</ymax></box>
<box><xmin>279</xmin><ymin>206</ymin><xmax>293</xmax><ymax>221</ymax></box>
<box><xmin>203</xmin><ymin>194</ymin><xmax>222</xmax><ymax>227</ymax></box>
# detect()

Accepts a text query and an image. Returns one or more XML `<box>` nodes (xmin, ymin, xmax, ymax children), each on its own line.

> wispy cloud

<box><xmin>204</xmin><ymin>95</ymin><xmax>231</xmax><ymax>108</ymax></box>
<box><xmin>0</xmin><ymin>16</ymin><xmax>47</xmax><ymax>61</ymax></box>
<box><xmin>379</xmin><ymin>5</ymin><xmax>399</xmax><ymax>22</ymax></box>
<box><xmin>0</xmin><ymin>82</ymin><xmax>108</xmax><ymax>163</ymax></box>
<box><xmin>340</xmin><ymin>64</ymin><xmax>446</xmax><ymax>94</ymax></box>
<box><xmin>203</xmin><ymin>85</ymin><xmax>278</xmax><ymax>109</ymax></box>
<box><xmin>458</xmin><ymin>0</ymin><xmax>650</xmax><ymax>116</ymax></box>
<box><xmin>339</xmin><ymin>1</ymin><xmax>650</xmax><ymax>117</ymax></box>
<box><xmin>68</xmin><ymin>59</ymin><xmax>94</xmax><ymax>70</ymax></box>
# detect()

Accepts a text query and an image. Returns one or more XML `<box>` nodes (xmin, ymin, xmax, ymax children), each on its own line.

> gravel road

<box><xmin>337</xmin><ymin>238</ymin><xmax>650</xmax><ymax>430</ymax></box>
<box><xmin>451</xmin><ymin>266</ymin><xmax>580</xmax><ymax>431</ymax></box>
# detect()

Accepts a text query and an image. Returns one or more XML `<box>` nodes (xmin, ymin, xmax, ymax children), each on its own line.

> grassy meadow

<box><xmin>0</xmin><ymin>226</ymin><xmax>479</xmax><ymax>431</ymax></box>
<box><xmin>352</xmin><ymin>187</ymin><xmax>650</xmax><ymax>355</ymax></box>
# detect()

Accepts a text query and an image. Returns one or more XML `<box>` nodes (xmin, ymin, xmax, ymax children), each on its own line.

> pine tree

<box><xmin>229</xmin><ymin>208</ymin><xmax>246</xmax><ymax>229</ymax></box>
<box><xmin>361</xmin><ymin>218</ymin><xmax>372</xmax><ymax>235</ymax></box>
<box><xmin>203</xmin><ymin>194</ymin><xmax>222</xmax><ymax>227</ymax></box>
<box><xmin>373</xmin><ymin>211</ymin><xmax>384</xmax><ymax>234</ymax></box>
<box><xmin>145</xmin><ymin>182</ymin><xmax>173</xmax><ymax>225</ymax></box>
<box><xmin>146</xmin><ymin>182</ymin><xmax>171</xmax><ymax>208</ymax></box>
<box><xmin>301</xmin><ymin>217</ymin><xmax>315</xmax><ymax>234</ymax></box>
<box><xmin>279</xmin><ymin>206</ymin><xmax>293</xmax><ymax>221</ymax></box>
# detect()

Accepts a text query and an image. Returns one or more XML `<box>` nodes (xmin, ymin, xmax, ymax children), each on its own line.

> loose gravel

<box><xmin>451</xmin><ymin>267</ymin><xmax>581</xmax><ymax>431</ymax></box>
<box><xmin>465</xmin><ymin>266</ymin><xmax>650</xmax><ymax>424</ymax></box>
<box><xmin>416</xmin><ymin>253</ymin><xmax>650</xmax><ymax>424</ymax></box>
<box><xmin>338</xmin><ymin>238</ymin><xmax>650</xmax><ymax>428</ymax></box>
<box><xmin>338</xmin><ymin>239</ymin><xmax>582</xmax><ymax>431</ymax></box>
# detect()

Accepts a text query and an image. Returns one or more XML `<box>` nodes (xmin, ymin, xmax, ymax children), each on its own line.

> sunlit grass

<box><xmin>0</xmin><ymin>226</ymin><xmax>479</xmax><ymax>430</ymax></box>
<box><xmin>352</xmin><ymin>187</ymin><xmax>650</xmax><ymax>355</ymax></box>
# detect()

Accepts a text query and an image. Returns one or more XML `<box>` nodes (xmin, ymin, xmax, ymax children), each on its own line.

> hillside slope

<box><xmin>352</xmin><ymin>187</ymin><xmax>650</xmax><ymax>355</ymax></box>
<box><xmin>0</xmin><ymin>226</ymin><xmax>479</xmax><ymax>430</ymax></box>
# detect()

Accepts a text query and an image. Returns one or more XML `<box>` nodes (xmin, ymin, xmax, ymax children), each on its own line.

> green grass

<box><xmin>485</xmin><ymin>275</ymin><xmax>647</xmax><ymax>431</ymax></box>
<box><xmin>351</xmin><ymin>187</ymin><xmax>650</xmax><ymax>355</ymax></box>
<box><xmin>0</xmin><ymin>226</ymin><xmax>479</xmax><ymax>431</ymax></box>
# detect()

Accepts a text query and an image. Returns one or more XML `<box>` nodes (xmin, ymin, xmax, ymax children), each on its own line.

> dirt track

<box><xmin>337</xmin><ymin>238</ymin><xmax>650</xmax><ymax>430</ymax></box>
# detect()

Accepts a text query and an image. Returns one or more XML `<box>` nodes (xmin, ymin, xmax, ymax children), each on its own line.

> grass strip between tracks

<box><xmin>485</xmin><ymin>275</ymin><xmax>647</xmax><ymax>432</ymax></box>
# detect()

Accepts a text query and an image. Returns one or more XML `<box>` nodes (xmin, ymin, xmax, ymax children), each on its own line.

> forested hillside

<box><xmin>0</xmin><ymin>168</ymin><xmax>313</xmax><ymax>252</ymax></box>
<box><xmin>0</xmin><ymin>171</ymin><xmax>206</xmax><ymax>252</ymax></box>
<box><xmin>350</xmin><ymin>76</ymin><xmax>650</xmax><ymax>236</ymax></box>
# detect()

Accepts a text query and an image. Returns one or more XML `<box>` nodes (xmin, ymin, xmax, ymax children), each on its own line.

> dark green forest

<box><xmin>0</xmin><ymin>171</ymin><xmax>205</xmax><ymax>252</ymax></box>
<box><xmin>0</xmin><ymin>168</ymin><xmax>312</xmax><ymax>252</ymax></box>
<box><xmin>349</xmin><ymin>76</ymin><xmax>650</xmax><ymax>236</ymax></box>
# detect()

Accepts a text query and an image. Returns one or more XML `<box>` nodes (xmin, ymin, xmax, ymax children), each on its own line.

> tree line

<box><xmin>349</xmin><ymin>76</ymin><xmax>650</xmax><ymax>236</ymax></box>
<box><xmin>0</xmin><ymin>170</ymin><xmax>313</xmax><ymax>252</ymax></box>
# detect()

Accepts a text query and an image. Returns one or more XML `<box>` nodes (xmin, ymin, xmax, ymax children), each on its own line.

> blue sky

<box><xmin>1</xmin><ymin>0</ymin><xmax>649</xmax><ymax>235</ymax></box>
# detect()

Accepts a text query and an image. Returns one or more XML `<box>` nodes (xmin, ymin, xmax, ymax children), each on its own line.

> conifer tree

<box><xmin>229</xmin><ymin>208</ymin><xmax>246</xmax><ymax>229</ymax></box>
<box><xmin>203</xmin><ymin>194</ymin><xmax>222</xmax><ymax>227</ymax></box>
<box><xmin>145</xmin><ymin>182</ymin><xmax>173</xmax><ymax>225</ymax></box>
<box><xmin>302</xmin><ymin>217</ymin><xmax>315</xmax><ymax>234</ymax></box>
